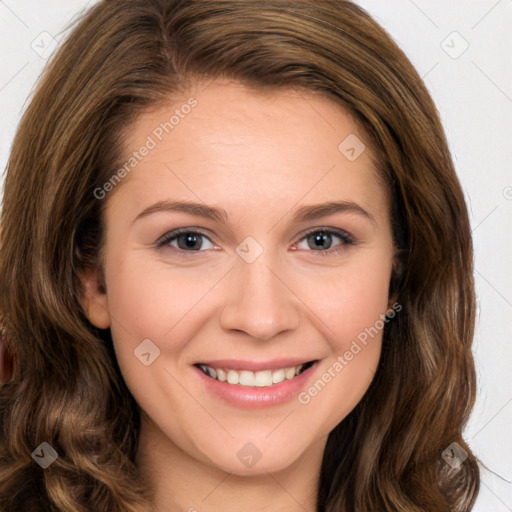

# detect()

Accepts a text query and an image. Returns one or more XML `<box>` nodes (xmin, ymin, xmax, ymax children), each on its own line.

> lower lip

<box><xmin>193</xmin><ymin>363</ymin><xmax>318</xmax><ymax>409</ymax></box>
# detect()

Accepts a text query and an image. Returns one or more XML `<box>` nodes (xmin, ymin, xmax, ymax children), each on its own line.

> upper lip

<box><xmin>194</xmin><ymin>358</ymin><xmax>317</xmax><ymax>372</ymax></box>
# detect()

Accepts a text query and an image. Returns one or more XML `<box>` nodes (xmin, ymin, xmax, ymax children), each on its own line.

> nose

<box><xmin>219</xmin><ymin>252</ymin><xmax>301</xmax><ymax>341</ymax></box>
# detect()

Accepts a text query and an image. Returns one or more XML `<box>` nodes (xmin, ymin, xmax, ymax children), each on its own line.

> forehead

<box><xmin>107</xmin><ymin>80</ymin><xmax>388</xmax><ymax>225</ymax></box>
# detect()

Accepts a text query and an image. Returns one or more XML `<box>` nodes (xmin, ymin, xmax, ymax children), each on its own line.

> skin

<box><xmin>83</xmin><ymin>79</ymin><xmax>396</xmax><ymax>512</ymax></box>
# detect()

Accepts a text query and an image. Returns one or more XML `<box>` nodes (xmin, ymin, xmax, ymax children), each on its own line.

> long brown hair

<box><xmin>0</xmin><ymin>1</ymin><xmax>480</xmax><ymax>510</ymax></box>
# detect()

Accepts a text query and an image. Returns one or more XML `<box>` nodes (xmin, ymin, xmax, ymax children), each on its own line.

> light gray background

<box><xmin>0</xmin><ymin>1</ymin><xmax>511</xmax><ymax>509</ymax></box>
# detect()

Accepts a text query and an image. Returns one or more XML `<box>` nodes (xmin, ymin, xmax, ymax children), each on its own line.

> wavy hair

<box><xmin>0</xmin><ymin>1</ymin><xmax>480</xmax><ymax>510</ymax></box>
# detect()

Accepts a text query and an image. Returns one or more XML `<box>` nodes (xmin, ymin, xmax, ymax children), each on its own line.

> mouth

<box><xmin>194</xmin><ymin>360</ymin><xmax>317</xmax><ymax>388</ymax></box>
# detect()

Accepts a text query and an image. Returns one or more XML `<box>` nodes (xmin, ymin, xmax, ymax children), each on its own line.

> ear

<box><xmin>81</xmin><ymin>265</ymin><xmax>111</xmax><ymax>329</ymax></box>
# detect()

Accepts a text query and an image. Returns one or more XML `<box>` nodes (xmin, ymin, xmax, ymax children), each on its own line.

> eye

<box><xmin>155</xmin><ymin>227</ymin><xmax>355</xmax><ymax>257</ymax></box>
<box><xmin>293</xmin><ymin>228</ymin><xmax>355</xmax><ymax>255</ymax></box>
<box><xmin>156</xmin><ymin>229</ymin><xmax>215</xmax><ymax>252</ymax></box>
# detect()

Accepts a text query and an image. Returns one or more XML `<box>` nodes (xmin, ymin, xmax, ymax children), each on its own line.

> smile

<box><xmin>196</xmin><ymin>361</ymin><xmax>316</xmax><ymax>388</ymax></box>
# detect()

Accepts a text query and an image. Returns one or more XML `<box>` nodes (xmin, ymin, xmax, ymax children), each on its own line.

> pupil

<box><xmin>309</xmin><ymin>232</ymin><xmax>331</xmax><ymax>250</ymax></box>
<box><xmin>179</xmin><ymin>234</ymin><xmax>201</xmax><ymax>250</ymax></box>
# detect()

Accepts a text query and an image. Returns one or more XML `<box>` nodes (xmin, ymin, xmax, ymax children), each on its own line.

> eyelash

<box><xmin>155</xmin><ymin>227</ymin><xmax>355</xmax><ymax>257</ymax></box>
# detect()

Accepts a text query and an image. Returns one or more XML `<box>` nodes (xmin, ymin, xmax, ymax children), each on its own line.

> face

<box><xmin>84</xmin><ymin>79</ymin><xmax>395</xmax><ymax>476</ymax></box>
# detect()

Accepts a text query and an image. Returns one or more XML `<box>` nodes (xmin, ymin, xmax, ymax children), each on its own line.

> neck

<box><xmin>134</xmin><ymin>413</ymin><xmax>324</xmax><ymax>512</ymax></box>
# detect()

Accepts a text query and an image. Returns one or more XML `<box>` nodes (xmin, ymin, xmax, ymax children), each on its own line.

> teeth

<box><xmin>285</xmin><ymin>367</ymin><xmax>296</xmax><ymax>379</ymax></box>
<box><xmin>204</xmin><ymin>366</ymin><xmax>217</xmax><ymax>379</ymax></box>
<box><xmin>272</xmin><ymin>369</ymin><xmax>285</xmax><ymax>384</ymax></box>
<box><xmin>254</xmin><ymin>370</ymin><xmax>272</xmax><ymax>387</ymax></box>
<box><xmin>227</xmin><ymin>370</ymin><xmax>239</xmax><ymax>385</ymax></box>
<box><xmin>239</xmin><ymin>370</ymin><xmax>255</xmax><ymax>386</ymax></box>
<box><xmin>198</xmin><ymin>363</ymin><xmax>308</xmax><ymax>388</ymax></box>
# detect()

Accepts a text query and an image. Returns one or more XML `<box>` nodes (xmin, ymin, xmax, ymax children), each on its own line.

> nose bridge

<box><xmin>219</xmin><ymin>242</ymin><xmax>300</xmax><ymax>340</ymax></box>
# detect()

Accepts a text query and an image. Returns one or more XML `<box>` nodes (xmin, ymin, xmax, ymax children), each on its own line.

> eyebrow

<box><xmin>132</xmin><ymin>199</ymin><xmax>376</xmax><ymax>227</ymax></box>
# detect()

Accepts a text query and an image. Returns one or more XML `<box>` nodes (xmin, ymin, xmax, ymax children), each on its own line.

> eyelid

<box><xmin>155</xmin><ymin>226</ymin><xmax>356</xmax><ymax>254</ymax></box>
<box><xmin>297</xmin><ymin>226</ymin><xmax>354</xmax><ymax>245</ymax></box>
<box><xmin>155</xmin><ymin>227</ymin><xmax>215</xmax><ymax>249</ymax></box>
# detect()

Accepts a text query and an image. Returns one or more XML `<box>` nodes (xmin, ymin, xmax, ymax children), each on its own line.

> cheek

<box><xmin>298</xmin><ymin>250</ymin><xmax>393</xmax><ymax>348</ymax></box>
<box><xmin>292</xmin><ymin>251</ymin><xmax>392</xmax><ymax>423</ymax></box>
<box><xmin>103</xmin><ymin>253</ymin><xmax>221</xmax><ymax>361</ymax></box>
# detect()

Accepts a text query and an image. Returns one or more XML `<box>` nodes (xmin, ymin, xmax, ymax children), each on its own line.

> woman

<box><xmin>0</xmin><ymin>1</ymin><xmax>481</xmax><ymax>510</ymax></box>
